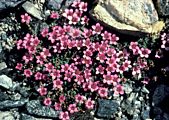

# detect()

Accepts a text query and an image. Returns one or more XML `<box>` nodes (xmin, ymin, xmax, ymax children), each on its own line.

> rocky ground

<box><xmin>0</xmin><ymin>0</ymin><xmax>169</xmax><ymax>120</ymax></box>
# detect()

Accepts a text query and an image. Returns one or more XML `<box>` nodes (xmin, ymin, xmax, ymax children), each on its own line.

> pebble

<box><xmin>0</xmin><ymin>62</ymin><xmax>7</xmax><ymax>71</ymax></box>
<box><xmin>0</xmin><ymin>75</ymin><xmax>13</xmax><ymax>89</ymax></box>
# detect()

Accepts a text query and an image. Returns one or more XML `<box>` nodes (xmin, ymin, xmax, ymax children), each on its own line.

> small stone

<box><xmin>26</xmin><ymin>100</ymin><xmax>59</xmax><ymax>118</ymax></box>
<box><xmin>22</xmin><ymin>1</ymin><xmax>43</xmax><ymax>20</ymax></box>
<box><xmin>0</xmin><ymin>99</ymin><xmax>28</xmax><ymax>110</ymax></box>
<box><xmin>0</xmin><ymin>75</ymin><xmax>13</xmax><ymax>89</ymax></box>
<box><xmin>0</xmin><ymin>111</ymin><xmax>15</xmax><ymax>120</ymax></box>
<box><xmin>97</xmin><ymin>99</ymin><xmax>119</xmax><ymax>118</ymax></box>
<box><xmin>0</xmin><ymin>62</ymin><xmax>7</xmax><ymax>71</ymax></box>
<box><xmin>157</xmin><ymin>0</ymin><xmax>169</xmax><ymax>16</ymax></box>
<box><xmin>21</xmin><ymin>113</ymin><xmax>53</xmax><ymax>120</ymax></box>
<box><xmin>47</xmin><ymin>0</ymin><xmax>63</xmax><ymax>10</ymax></box>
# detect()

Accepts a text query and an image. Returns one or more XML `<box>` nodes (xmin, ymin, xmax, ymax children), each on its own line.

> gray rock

<box><xmin>21</xmin><ymin>113</ymin><xmax>52</xmax><ymax>120</ymax></box>
<box><xmin>0</xmin><ymin>111</ymin><xmax>15</xmax><ymax>120</ymax></box>
<box><xmin>0</xmin><ymin>62</ymin><xmax>7</xmax><ymax>71</ymax></box>
<box><xmin>0</xmin><ymin>99</ymin><xmax>28</xmax><ymax>110</ymax></box>
<box><xmin>97</xmin><ymin>99</ymin><xmax>119</xmax><ymax>118</ymax></box>
<box><xmin>0</xmin><ymin>75</ymin><xmax>13</xmax><ymax>89</ymax></box>
<box><xmin>47</xmin><ymin>0</ymin><xmax>63</xmax><ymax>10</ymax></box>
<box><xmin>22</xmin><ymin>1</ymin><xmax>43</xmax><ymax>20</ymax></box>
<box><xmin>26</xmin><ymin>100</ymin><xmax>59</xmax><ymax>118</ymax></box>
<box><xmin>157</xmin><ymin>0</ymin><xmax>169</xmax><ymax>16</ymax></box>
<box><xmin>153</xmin><ymin>85</ymin><xmax>169</xmax><ymax>105</ymax></box>
<box><xmin>0</xmin><ymin>91</ymin><xmax>9</xmax><ymax>101</ymax></box>
<box><xmin>0</xmin><ymin>0</ymin><xmax>26</xmax><ymax>12</ymax></box>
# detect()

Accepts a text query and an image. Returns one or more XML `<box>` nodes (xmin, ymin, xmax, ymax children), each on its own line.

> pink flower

<box><xmin>43</xmin><ymin>97</ymin><xmax>52</xmax><ymax>106</ymax></box>
<box><xmin>83</xmin><ymin>29</ymin><xmax>92</xmax><ymax>38</ymax></box>
<box><xmin>16</xmin><ymin>39</ymin><xmax>23</xmax><ymax>50</ymax></box>
<box><xmin>132</xmin><ymin>65</ymin><xmax>141</xmax><ymax>76</ymax></box>
<box><xmin>35</xmin><ymin>72</ymin><xmax>43</xmax><ymax>80</ymax></box>
<box><xmin>50</xmin><ymin>69</ymin><xmax>61</xmax><ymax>79</ymax></box>
<box><xmin>40</xmin><ymin>48</ymin><xmax>51</xmax><ymax>58</ymax></box>
<box><xmin>82</xmin><ymin>82</ymin><xmax>89</xmax><ymax>91</ymax></box>
<box><xmin>72</xmin><ymin>0</ymin><xmax>81</xmax><ymax>8</ymax></box>
<box><xmin>62</xmin><ymin>9</ymin><xmax>74</xmax><ymax>19</ymax></box>
<box><xmin>64</xmin><ymin>72</ymin><xmax>72</xmax><ymax>82</ymax></box>
<box><xmin>36</xmin><ymin>55</ymin><xmax>46</xmax><ymax>65</ymax></box>
<box><xmin>75</xmin><ymin>94</ymin><xmax>85</xmax><ymax>104</ymax></box>
<box><xmin>106</xmin><ymin>48</ymin><xmax>116</xmax><ymax>57</ymax></box>
<box><xmin>106</xmin><ymin>56</ymin><xmax>116</xmax><ymax>65</ymax></box>
<box><xmin>113</xmin><ymin>84</ymin><xmax>124</xmax><ymax>95</ymax></box>
<box><xmin>98</xmin><ymin>43</ymin><xmax>107</xmax><ymax>53</ymax></box>
<box><xmin>81</xmin><ymin>16</ymin><xmax>89</xmax><ymax>25</ymax></box>
<box><xmin>109</xmin><ymin>34</ymin><xmax>119</xmax><ymax>45</ymax></box>
<box><xmin>96</xmin><ymin>53</ymin><xmax>106</xmax><ymax>63</ymax></box>
<box><xmin>75</xmin><ymin>40</ymin><xmax>83</xmax><ymax>50</ymax></box>
<box><xmin>85</xmin><ymin>98</ymin><xmax>95</xmax><ymax>109</ymax></box>
<box><xmin>88</xmin><ymin>81</ymin><xmax>99</xmax><ymax>92</ymax></box>
<box><xmin>68</xmin><ymin>104</ymin><xmax>78</xmax><ymax>113</ymax></box>
<box><xmin>70</xmin><ymin>28</ymin><xmax>80</xmax><ymax>38</ymax></box>
<box><xmin>50</xmin><ymin>12</ymin><xmax>59</xmax><ymax>19</ymax></box>
<box><xmin>59</xmin><ymin>95</ymin><xmax>66</xmax><ymax>103</ymax></box>
<box><xmin>68</xmin><ymin>13</ymin><xmax>80</xmax><ymax>25</ymax></box>
<box><xmin>96</xmin><ymin>65</ymin><xmax>105</xmax><ymax>74</ymax></box>
<box><xmin>98</xmin><ymin>87</ymin><xmax>108</xmax><ymax>98</ymax></box>
<box><xmin>37</xmin><ymin>87</ymin><xmax>47</xmax><ymax>96</ymax></box>
<box><xmin>21</xmin><ymin>13</ymin><xmax>31</xmax><ymax>24</ymax></box>
<box><xmin>82</xmin><ymin>57</ymin><xmax>92</xmax><ymax>67</ymax></box>
<box><xmin>79</xmin><ymin>2</ymin><xmax>88</xmax><ymax>11</ymax></box>
<box><xmin>48</xmin><ymin>31</ymin><xmax>58</xmax><ymax>43</ymax></box>
<box><xmin>41</xmin><ymin>28</ymin><xmax>49</xmax><ymax>37</ymax></box>
<box><xmin>15</xmin><ymin>63</ymin><xmax>23</xmax><ymax>70</ymax></box>
<box><xmin>61</xmin><ymin>64</ymin><xmax>70</xmax><ymax>73</ymax></box>
<box><xmin>22</xmin><ymin>54</ymin><xmax>33</xmax><ymax>63</ymax></box>
<box><xmin>45</xmin><ymin>63</ymin><xmax>54</xmax><ymax>72</ymax></box>
<box><xmin>92</xmin><ymin>23</ymin><xmax>103</xmax><ymax>34</ymax></box>
<box><xmin>139</xmin><ymin>48</ymin><xmax>151</xmax><ymax>58</ymax></box>
<box><xmin>54</xmin><ymin>102</ymin><xmax>62</xmax><ymax>110</ymax></box>
<box><xmin>53</xmin><ymin>79</ymin><xmax>63</xmax><ymax>89</ymax></box>
<box><xmin>24</xmin><ymin>69</ymin><xmax>32</xmax><ymax>77</ymax></box>
<box><xmin>122</xmin><ymin>60</ymin><xmax>132</xmax><ymax>71</ymax></box>
<box><xmin>59</xmin><ymin>111</ymin><xmax>70</xmax><ymax>120</ymax></box>
<box><xmin>101</xmin><ymin>31</ymin><xmax>111</xmax><ymax>40</ymax></box>
<box><xmin>83</xmin><ymin>49</ymin><xmax>93</xmax><ymax>58</ymax></box>
<box><xmin>129</xmin><ymin>42</ymin><xmax>139</xmax><ymax>50</ymax></box>
<box><xmin>74</xmin><ymin>75</ymin><xmax>84</xmax><ymax>85</ymax></box>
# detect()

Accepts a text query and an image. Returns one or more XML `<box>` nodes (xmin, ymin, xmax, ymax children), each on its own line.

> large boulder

<box><xmin>90</xmin><ymin>0</ymin><xmax>165</xmax><ymax>36</ymax></box>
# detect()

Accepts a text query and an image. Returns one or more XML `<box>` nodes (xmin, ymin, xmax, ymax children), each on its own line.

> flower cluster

<box><xmin>15</xmin><ymin>0</ymin><xmax>153</xmax><ymax>120</ymax></box>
